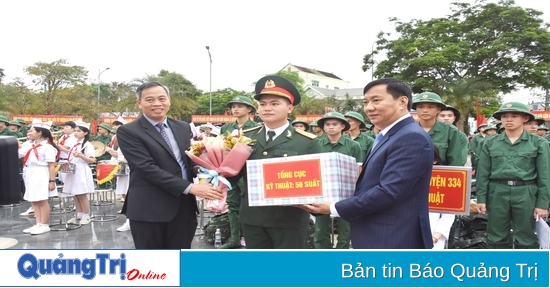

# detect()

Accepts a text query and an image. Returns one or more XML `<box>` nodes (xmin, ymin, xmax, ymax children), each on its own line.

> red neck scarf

<box><xmin>67</xmin><ymin>142</ymin><xmax>82</xmax><ymax>162</ymax></box>
<box><xmin>23</xmin><ymin>143</ymin><xmax>41</xmax><ymax>166</ymax></box>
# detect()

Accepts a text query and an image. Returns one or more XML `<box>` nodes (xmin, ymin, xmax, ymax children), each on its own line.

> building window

<box><xmin>334</xmin><ymin>87</ymin><xmax>339</xmax><ymax>90</ymax></box>
<box><xmin>287</xmin><ymin>67</ymin><xmax>291</xmax><ymax>72</ymax></box>
<box><xmin>312</xmin><ymin>80</ymin><xmax>319</xmax><ymax>87</ymax></box>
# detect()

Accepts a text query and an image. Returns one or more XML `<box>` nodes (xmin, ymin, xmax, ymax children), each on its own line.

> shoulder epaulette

<box><xmin>243</xmin><ymin>126</ymin><xmax>262</xmax><ymax>133</ymax></box>
<box><xmin>295</xmin><ymin>129</ymin><xmax>317</xmax><ymax>140</ymax></box>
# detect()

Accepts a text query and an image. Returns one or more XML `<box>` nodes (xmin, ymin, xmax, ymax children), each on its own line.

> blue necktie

<box><xmin>372</xmin><ymin>133</ymin><xmax>383</xmax><ymax>150</ymax></box>
<box><xmin>156</xmin><ymin>123</ymin><xmax>174</xmax><ymax>154</ymax></box>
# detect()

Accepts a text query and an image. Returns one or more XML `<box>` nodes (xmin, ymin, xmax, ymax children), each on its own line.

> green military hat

<box><xmin>8</xmin><ymin>120</ymin><xmax>21</xmax><ymax>127</ymax></box>
<box><xmin>492</xmin><ymin>102</ymin><xmax>535</xmax><ymax>122</ymax></box>
<box><xmin>317</xmin><ymin>112</ymin><xmax>351</xmax><ymax>132</ymax></box>
<box><xmin>0</xmin><ymin>115</ymin><xmax>9</xmax><ymax>124</ymax></box>
<box><xmin>227</xmin><ymin>96</ymin><xmax>256</xmax><ymax>113</ymax></box>
<box><xmin>442</xmin><ymin>105</ymin><xmax>461</xmax><ymax>122</ymax></box>
<box><xmin>537</xmin><ymin>125</ymin><xmax>549</xmax><ymax>131</ymax></box>
<box><xmin>476</xmin><ymin>123</ymin><xmax>488</xmax><ymax>132</ymax></box>
<box><xmin>97</xmin><ymin>123</ymin><xmax>113</xmax><ymax>133</ymax></box>
<box><xmin>254</xmin><ymin>75</ymin><xmax>301</xmax><ymax>106</ymax></box>
<box><xmin>309</xmin><ymin>120</ymin><xmax>319</xmax><ymax>127</ymax></box>
<box><xmin>534</xmin><ymin>116</ymin><xmax>545</xmax><ymax>126</ymax></box>
<box><xmin>16</xmin><ymin>118</ymin><xmax>27</xmax><ymax>125</ymax></box>
<box><xmin>412</xmin><ymin>92</ymin><xmax>447</xmax><ymax>110</ymax></box>
<box><xmin>344</xmin><ymin>111</ymin><xmax>367</xmax><ymax>129</ymax></box>
<box><xmin>484</xmin><ymin>124</ymin><xmax>497</xmax><ymax>132</ymax></box>
<box><xmin>291</xmin><ymin>119</ymin><xmax>310</xmax><ymax>131</ymax></box>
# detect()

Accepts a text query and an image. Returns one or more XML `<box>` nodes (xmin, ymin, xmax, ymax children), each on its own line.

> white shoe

<box><xmin>117</xmin><ymin>222</ymin><xmax>131</xmax><ymax>232</ymax></box>
<box><xmin>31</xmin><ymin>224</ymin><xmax>51</xmax><ymax>235</ymax></box>
<box><xmin>20</xmin><ymin>207</ymin><xmax>35</xmax><ymax>217</ymax></box>
<box><xmin>67</xmin><ymin>217</ymin><xmax>79</xmax><ymax>224</ymax></box>
<box><xmin>79</xmin><ymin>216</ymin><xmax>91</xmax><ymax>225</ymax></box>
<box><xmin>23</xmin><ymin>224</ymin><xmax>39</xmax><ymax>234</ymax></box>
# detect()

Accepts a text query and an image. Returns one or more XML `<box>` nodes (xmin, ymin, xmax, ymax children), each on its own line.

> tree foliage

<box><xmin>195</xmin><ymin>88</ymin><xmax>252</xmax><ymax>117</ymax></box>
<box><xmin>25</xmin><ymin>59</ymin><xmax>88</xmax><ymax>114</ymax></box>
<box><xmin>362</xmin><ymin>0</ymin><xmax>550</xmax><ymax>129</ymax></box>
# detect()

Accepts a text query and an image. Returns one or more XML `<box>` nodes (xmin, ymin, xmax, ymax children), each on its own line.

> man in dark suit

<box><xmin>301</xmin><ymin>78</ymin><xmax>434</xmax><ymax>249</ymax></box>
<box><xmin>117</xmin><ymin>81</ymin><xmax>222</xmax><ymax>249</ymax></box>
<box><xmin>237</xmin><ymin>75</ymin><xmax>320</xmax><ymax>249</ymax></box>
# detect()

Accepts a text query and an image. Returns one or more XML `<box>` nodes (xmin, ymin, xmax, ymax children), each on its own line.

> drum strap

<box><xmin>67</xmin><ymin>142</ymin><xmax>81</xmax><ymax>162</ymax></box>
<box><xmin>23</xmin><ymin>144</ymin><xmax>41</xmax><ymax>166</ymax></box>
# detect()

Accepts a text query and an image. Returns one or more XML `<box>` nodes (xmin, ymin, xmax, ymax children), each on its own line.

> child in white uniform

<box><xmin>430</xmin><ymin>146</ymin><xmax>456</xmax><ymax>249</ymax></box>
<box><xmin>63</xmin><ymin>121</ymin><xmax>96</xmax><ymax>225</ymax></box>
<box><xmin>18</xmin><ymin>119</ymin><xmax>58</xmax><ymax>235</ymax></box>
<box><xmin>105</xmin><ymin>145</ymin><xmax>131</xmax><ymax>232</ymax></box>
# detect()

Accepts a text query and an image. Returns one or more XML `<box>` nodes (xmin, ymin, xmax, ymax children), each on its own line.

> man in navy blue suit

<box><xmin>301</xmin><ymin>78</ymin><xmax>434</xmax><ymax>249</ymax></box>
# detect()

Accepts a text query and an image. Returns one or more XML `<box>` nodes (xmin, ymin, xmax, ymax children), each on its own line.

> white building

<box><xmin>305</xmin><ymin>86</ymin><xmax>364</xmax><ymax>100</ymax></box>
<box><xmin>281</xmin><ymin>63</ymin><xmax>349</xmax><ymax>90</ymax></box>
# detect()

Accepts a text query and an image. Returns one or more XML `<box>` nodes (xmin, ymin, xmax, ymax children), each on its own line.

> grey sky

<box><xmin>1</xmin><ymin>0</ymin><xmax>548</xmax><ymax>102</ymax></box>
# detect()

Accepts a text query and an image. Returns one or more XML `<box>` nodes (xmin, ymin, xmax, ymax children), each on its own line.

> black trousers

<box><xmin>130</xmin><ymin>197</ymin><xmax>198</xmax><ymax>249</ymax></box>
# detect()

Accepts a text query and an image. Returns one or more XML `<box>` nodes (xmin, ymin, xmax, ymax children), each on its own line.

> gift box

<box><xmin>247</xmin><ymin>152</ymin><xmax>359</xmax><ymax>206</ymax></box>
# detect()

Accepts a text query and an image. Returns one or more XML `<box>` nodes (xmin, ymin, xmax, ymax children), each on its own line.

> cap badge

<box><xmin>235</xmin><ymin>97</ymin><xmax>240</xmax><ymax>100</ymax></box>
<box><xmin>506</xmin><ymin>104</ymin><xmax>512</xmax><ymax>108</ymax></box>
<box><xmin>422</xmin><ymin>95</ymin><xmax>428</xmax><ymax>99</ymax></box>
<box><xmin>265</xmin><ymin>80</ymin><xmax>275</xmax><ymax>89</ymax></box>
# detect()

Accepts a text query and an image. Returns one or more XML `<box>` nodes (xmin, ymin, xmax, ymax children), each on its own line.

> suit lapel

<box><xmin>363</xmin><ymin>116</ymin><xmax>415</xmax><ymax>166</ymax></box>
<box><xmin>169</xmin><ymin>119</ymin><xmax>188</xmax><ymax>152</ymax></box>
<box><xmin>254</xmin><ymin>126</ymin><xmax>267</xmax><ymax>149</ymax></box>
<box><xmin>140</xmin><ymin>116</ymin><xmax>176</xmax><ymax>160</ymax></box>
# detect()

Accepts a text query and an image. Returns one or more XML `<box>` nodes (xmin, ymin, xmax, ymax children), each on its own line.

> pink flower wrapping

<box><xmin>185</xmin><ymin>134</ymin><xmax>254</xmax><ymax>212</ymax></box>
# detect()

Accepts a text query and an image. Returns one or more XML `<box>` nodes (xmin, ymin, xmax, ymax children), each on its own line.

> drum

<box><xmin>58</xmin><ymin>161</ymin><xmax>75</xmax><ymax>174</ymax></box>
<box><xmin>116</xmin><ymin>162</ymin><xmax>129</xmax><ymax>176</ymax></box>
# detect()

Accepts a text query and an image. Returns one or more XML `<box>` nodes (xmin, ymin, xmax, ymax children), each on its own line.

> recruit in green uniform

<box><xmin>343</xmin><ymin>111</ymin><xmax>373</xmax><ymax>161</ymax></box>
<box><xmin>237</xmin><ymin>75</ymin><xmax>321</xmax><ymax>249</ymax></box>
<box><xmin>0</xmin><ymin>115</ymin><xmax>17</xmax><ymax>136</ymax></box>
<box><xmin>314</xmin><ymin>112</ymin><xmax>361</xmax><ymax>249</ymax></box>
<box><xmin>219</xmin><ymin>95</ymin><xmax>258</xmax><ymax>249</ymax></box>
<box><xmin>476</xmin><ymin>102</ymin><xmax>550</xmax><ymax>249</ymax></box>
<box><xmin>94</xmin><ymin>123</ymin><xmax>113</xmax><ymax>162</ymax></box>
<box><xmin>412</xmin><ymin>92</ymin><xmax>468</xmax><ymax>166</ymax></box>
<box><xmin>8</xmin><ymin>120</ymin><xmax>23</xmax><ymax>138</ymax></box>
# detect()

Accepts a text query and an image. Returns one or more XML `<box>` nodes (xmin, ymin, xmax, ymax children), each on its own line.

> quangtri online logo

<box><xmin>17</xmin><ymin>252</ymin><xmax>167</xmax><ymax>281</ymax></box>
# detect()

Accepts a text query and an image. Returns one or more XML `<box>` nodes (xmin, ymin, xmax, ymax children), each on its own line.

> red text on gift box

<box><xmin>262</xmin><ymin>159</ymin><xmax>323</xmax><ymax>198</ymax></box>
<box><xmin>429</xmin><ymin>168</ymin><xmax>469</xmax><ymax>214</ymax></box>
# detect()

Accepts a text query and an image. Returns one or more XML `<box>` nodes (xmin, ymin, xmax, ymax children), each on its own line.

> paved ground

<box><xmin>0</xmin><ymin>198</ymin><xmax>219</xmax><ymax>249</ymax></box>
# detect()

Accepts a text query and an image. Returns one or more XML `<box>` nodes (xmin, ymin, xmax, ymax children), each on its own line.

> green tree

<box><xmin>25</xmin><ymin>59</ymin><xmax>88</xmax><ymax>115</ymax></box>
<box><xmin>0</xmin><ymin>68</ymin><xmax>5</xmax><ymax>84</ymax></box>
<box><xmin>362</xmin><ymin>0</ymin><xmax>550</xmax><ymax>129</ymax></box>
<box><xmin>195</xmin><ymin>88</ymin><xmax>252</xmax><ymax>116</ymax></box>
<box><xmin>135</xmin><ymin>70</ymin><xmax>201</xmax><ymax>120</ymax></box>
<box><xmin>0</xmin><ymin>78</ymin><xmax>37</xmax><ymax>114</ymax></box>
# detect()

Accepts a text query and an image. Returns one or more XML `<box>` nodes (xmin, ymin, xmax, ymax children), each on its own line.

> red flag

<box><xmin>475</xmin><ymin>101</ymin><xmax>486</xmax><ymax>126</ymax></box>
<box><xmin>91</xmin><ymin>118</ymin><xmax>98</xmax><ymax>135</ymax></box>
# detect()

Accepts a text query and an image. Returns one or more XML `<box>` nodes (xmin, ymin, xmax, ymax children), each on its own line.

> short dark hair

<box><xmin>64</xmin><ymin>121</ymin><xmax>76</xmax><ymax>129</ymax></box>
<box><xmin>135</xmin><ymin>81</ymin><xmax>170</xmax><ymax>100</ymax></box>
<box><xmin>112</xmin><ymin>121</ymin><xmax>124</xmax><ymax>126</ymax></box>
<box><xmin>363</xmin><ymin>78</ymin><xmax>413</xmax><ymax>111</ymax></box>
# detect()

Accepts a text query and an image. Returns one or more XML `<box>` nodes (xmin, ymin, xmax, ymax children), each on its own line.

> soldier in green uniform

<box><xmin>237</xmin><ymin>75</ymin><xmax>321</xmax><ymax>249</ymax></box>
<box><xmin>0</xmin><ymin>115</ymin><xmax>17</xmax><ymax>136</ymax></box>
<box><xmin>94</xmin><ymin>123</ymin><xmax>113</xmax><ymax>162</ymax></box>
<box><xmin>314</xmin><ymin>112</ymin><xmax>361</xmax><ymax>249</ymax></box>
<box><xmin>437</xmin><ymin>105</ymin><xmax>461</xmax><ymax>126</ymax></box>
<box><xmin>524</xmin><ymin>117</ymin><xmax>545</xmax><ymax>135</ymax></box>
<box><xmin>8</xmin><ymin>121</ymin><xmax>23</xmax><ymax>138</ymax></box>
<box><xmin>536</xmin><ymin>125</ymin><xmax>548</xmax><ymax>138</ymax></box>
<box><xmin>310</xmin><ymin>120</ymin><xmax>324</xmax><ymax>137</ymax></box>
<box><xmin>344</xmin><ymin>111</ymin><xmax>373</xmax><ymax>161</ymax></box>
<box><xmin>469</xmin><ymin>124</ymin><xmax>487</xmax><ymax>172</ymax></box>
<box><xmin>219</xmin><ymin>95</ymin><xmax>258</xmax><ymax>249</ymax></box>
<box><xmin>413</xmin><ymin>92</ymin><xmax>468</xmax><ymax>166</ymax></box>
<box><xmin>484</xmin><ymin>125</ymin><xmax>498</xmax><ymax>137</ymax></box>
<box><xmin>476</xmin><ymin>102</ymin><xmax>550</xmax><ymax>249</ymax></box>
<box><xmin>17</xmin><ymin>118</ymin><xmax>28</xmax><ymax>136</ymax></box>
<box><xmin>291</xmin><ymin>119</ymin><xmax>309</xmax><ymax>132</ymax></box>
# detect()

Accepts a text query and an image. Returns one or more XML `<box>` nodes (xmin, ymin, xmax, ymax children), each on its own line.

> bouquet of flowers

<box><xmin>185</xmin><ymin>131</ymin><xmax>255</xmax><ymax>212</ymax></box>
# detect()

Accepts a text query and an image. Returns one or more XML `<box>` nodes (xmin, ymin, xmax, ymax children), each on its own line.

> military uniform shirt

<box><xmin>364</xmin><ymin>130</ymin><xmax>375</xmax><ymax>139</ymax></box>
<box><xmin>319</xmin><ymin>135</ymin><xmax>362</xmax><ymax>162</ymax></box>
<box><xmin>0</xmin><ymin>127</ymin><xmax>17</xmax><ymax>137</ymax></box>
<box><xmin>344</xmin><ymin>133</ymin><xmax>373</xmax><ymax>162</ymax></box>
<box><xmin>220</xmin><ymin>119</ymin><xmax>257</xmax><ymax>136</ymax></box>
<box><xmin>425</xmin><ymin>120</ymin><xmax>468</xmax><ymax>166</ymax></box>
<box><xmin>94</xmin><ymin>134</ymin><xmax>112</xmax><ymax>161</ymax></box>
<box><xmin>476</xmin><ymin>130</ymin><xmax>550</xmax><ymax>208</ymax></box>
